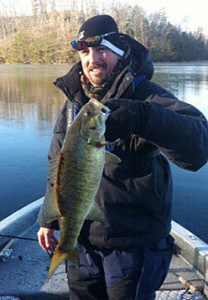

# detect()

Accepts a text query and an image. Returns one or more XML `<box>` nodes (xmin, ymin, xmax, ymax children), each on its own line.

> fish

<box><xmin>42</xmin><ymin>98</ymin><xmax>120</xmax><ymax>278</ymax></box>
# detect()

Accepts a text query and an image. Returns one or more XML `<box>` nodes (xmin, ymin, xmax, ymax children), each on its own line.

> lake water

<box><xmin>0</xmin><ymin>63</ymin><xmax>207</xmax><ymax>243</ymax></box>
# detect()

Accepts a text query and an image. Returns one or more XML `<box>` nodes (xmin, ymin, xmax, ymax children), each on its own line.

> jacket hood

<box><xmin>121</xmin><ymin>34</ymin><xmax>154</xmax><ymax>80</ymax></box>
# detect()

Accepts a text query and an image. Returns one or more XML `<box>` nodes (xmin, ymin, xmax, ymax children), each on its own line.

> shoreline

<box><xmin>1</xmin><ymin>60</ymin><xmax>208</xmax><ymax>66</ymax></box>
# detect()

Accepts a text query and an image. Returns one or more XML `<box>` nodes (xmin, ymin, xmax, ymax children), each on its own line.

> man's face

<box><xmin>79</xmin><ymin>46</ymin><xmax>120</xmax><ymax>86</ymax></box>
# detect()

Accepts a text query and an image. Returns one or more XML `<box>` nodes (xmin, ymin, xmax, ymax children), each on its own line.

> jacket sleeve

<box><xmin>139</xmin><ymin>87</ymin><xmax>208</xmax><ymax>171</ymax></box>
<box><xmin>38</xmin><ymin>100</ymin><xmax>70</xmax><ymax>229</ymax></box>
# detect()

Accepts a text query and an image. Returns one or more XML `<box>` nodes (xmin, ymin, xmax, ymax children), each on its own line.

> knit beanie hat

<box><xmin>77</xmin><ymin>15</ymin><xmax>125</xmax><ymax>57</ymax></box>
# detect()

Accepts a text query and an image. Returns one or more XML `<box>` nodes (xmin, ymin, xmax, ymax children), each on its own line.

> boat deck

<box><xmin>0</xmin><ymin>223</ymin><xmax>206</xmax><ymax>300</ymax></box>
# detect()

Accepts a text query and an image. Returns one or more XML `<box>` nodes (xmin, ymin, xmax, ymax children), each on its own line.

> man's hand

<box><xmin>105</xmin><ymin>99</ymin><xmax>150</xmax><ymax>142</ymax></box>
<box><xmin>37</xmin><ymin>227</ymin><xmax>58</xmax><ymax>254</ymax></box>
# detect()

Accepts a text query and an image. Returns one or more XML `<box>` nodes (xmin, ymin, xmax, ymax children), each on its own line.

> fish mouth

<box><xmin>89</xmin><ymin>126</ymin><xmax>102</xmax><ymax>136</ymax></box>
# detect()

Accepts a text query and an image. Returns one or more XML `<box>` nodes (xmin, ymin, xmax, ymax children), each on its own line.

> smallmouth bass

<box><xmin>42</xmin><ymin>98</ymin><xmax>120</xmax><ymax>278</ymax></box>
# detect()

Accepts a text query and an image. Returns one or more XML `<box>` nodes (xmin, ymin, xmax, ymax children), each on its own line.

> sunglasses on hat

<box><xmin>71</xmin><ymin>31</ymin><xmax>116</xmax><ymax>51</ymax></box>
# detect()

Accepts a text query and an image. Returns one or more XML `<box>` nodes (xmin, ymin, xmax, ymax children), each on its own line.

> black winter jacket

<box><xmin>39</xmin><ymin>35</ymin><xmax>208</xmax><ymax>249</ymax></box>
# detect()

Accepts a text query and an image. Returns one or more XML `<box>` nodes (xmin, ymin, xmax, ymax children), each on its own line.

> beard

<box><xmin>86</xmin><ymin>63</ymin><xmax>109</xmax><ymax>86</ymax></box>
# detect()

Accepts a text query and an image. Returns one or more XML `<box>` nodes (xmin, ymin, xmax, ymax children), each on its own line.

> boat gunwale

<box><xmin>0</xmin><ymin>198</ymin><xmax>207</xmax><ymax>297</ymax></box>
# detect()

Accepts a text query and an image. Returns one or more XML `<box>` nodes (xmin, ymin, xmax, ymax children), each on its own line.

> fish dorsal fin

<box><xmin>42</xmin><ymin>153</ymin><xmax>62</xmax><ymax>223</ymax></box>
<box><xmin>47</xmin><ymin>154</ymin><xmax>60</xmax><ymax>185</ymax></box>
<box><xmin>105</xmin><ymin>151</ymin><xmax>121</xmax><ymax>164</ymax></box>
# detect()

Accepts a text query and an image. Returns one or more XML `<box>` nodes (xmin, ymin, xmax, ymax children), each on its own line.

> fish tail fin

<box><xmin>48</xmin><ymin>247</ymin><xmax>79</xmax><ymax>279</ymax></box>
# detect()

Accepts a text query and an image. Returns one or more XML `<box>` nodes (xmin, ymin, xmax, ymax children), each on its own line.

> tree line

<box><xmin>0</xmin><ymin>0</ymin><xmax>208</xmax><ymax>64</ymax></box>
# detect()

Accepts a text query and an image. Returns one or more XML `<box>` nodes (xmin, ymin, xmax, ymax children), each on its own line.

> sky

<box><xmin>133</xmin><ymin>0</ymin><xmax>208</xmax><ymax>36</ymax></box>
<box><xmin>1</xmin><ymin>0</ymin><xmax>208</xmax><ymax>37</ymax></box>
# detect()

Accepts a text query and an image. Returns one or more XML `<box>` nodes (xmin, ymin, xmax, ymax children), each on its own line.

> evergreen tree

<box><xmin>0</xmin><ymin>1</ymin><xmax>207</xmax><ymax>63</ymax></box>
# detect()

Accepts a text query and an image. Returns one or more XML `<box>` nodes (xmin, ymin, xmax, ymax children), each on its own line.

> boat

<box><xmin>0</xmin><ymin>198</ymin><xmax>207</xmax><ymax>299</ymax></box>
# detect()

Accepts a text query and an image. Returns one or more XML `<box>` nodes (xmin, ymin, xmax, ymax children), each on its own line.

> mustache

<box><xmin>89</xmin><ymin>63</ymin><xmax>106</xmax><ymax>71</ymax></box>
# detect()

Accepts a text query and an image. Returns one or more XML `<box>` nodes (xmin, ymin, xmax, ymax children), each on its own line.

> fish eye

<box><xmin>101</xmin><ymin>108</ymin><xmax>106</xmax><ymax>113</ymax></box>
<box><xmin>86</xmin><ymin>111</ymin><xmax>92</xmax><ymax>116</ymax></box>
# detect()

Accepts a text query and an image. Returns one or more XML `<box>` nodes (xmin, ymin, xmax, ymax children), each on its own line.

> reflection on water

<box><xmin>0</xmin><ymin>63</ymin><xmax>208</xmax><ymax>242</ymax></box>
<box><xmin>154</xmin><ymin>62</ymin><xmax>208</xmax><ymax>242</ymax></box>
<box><xmin>0</xmin><ymin>64</ymin><xmax>70</xmax><ymax>220</ymax></box>
<box><xmin>0</xmin><ymin>64</ymin><xmax>70</xmax><ymax>126</ymax></box>
<box><xmin>153</xmin><ymin>63</ymin><xmax>208</xmax><ymax>118</ymax></box>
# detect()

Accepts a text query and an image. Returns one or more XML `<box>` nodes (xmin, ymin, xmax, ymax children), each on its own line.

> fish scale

<box><xmin>42</xmin><ymin>98</ymin><xmax>121</xmax><ymax>278</ymax></box>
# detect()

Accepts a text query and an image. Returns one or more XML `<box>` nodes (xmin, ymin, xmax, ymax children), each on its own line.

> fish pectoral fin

<box><xmin>87</xmin><ymin>202</ymin><xmax>105</xmax><ymax>222</ymax></box>
<box><xmin>105</xmin><ymin>151</ymin><xmax>121</xmax><ymax>164</ymax></box>
<box><xmin>48</xmin><ymin>247</ymin><xmax>79</xmax><ymax>279</ymax></box>
<box><xmin>43</xmin><ymin>186</ymin><xmax>62</xmax><ymax>223</ymax></box>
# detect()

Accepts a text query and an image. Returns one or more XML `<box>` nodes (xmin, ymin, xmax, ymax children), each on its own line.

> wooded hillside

<box><xmin>0</xmin><ymin>0</ymin><xmax>208</xmax><ymax>64</ymax></box>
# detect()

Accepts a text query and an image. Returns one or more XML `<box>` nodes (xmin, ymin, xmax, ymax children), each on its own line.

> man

<box><xmin>38</xmin><ymin>15</ymin><xmax>208</xmax><ymax>299</ymax></box>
